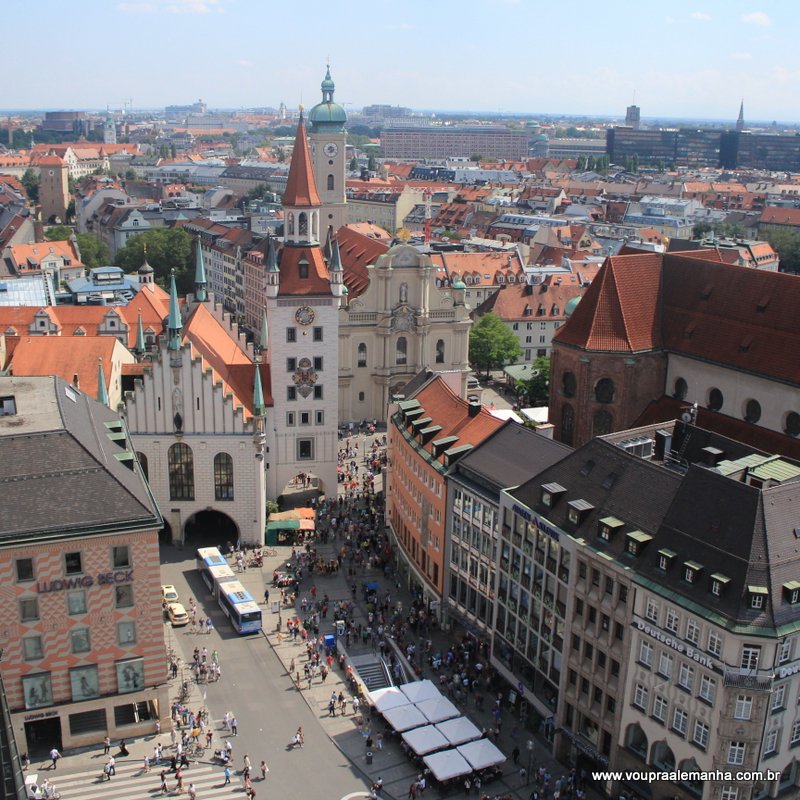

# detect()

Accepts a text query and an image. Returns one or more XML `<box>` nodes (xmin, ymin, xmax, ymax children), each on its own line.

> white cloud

<box><xmin>742</xmin><ymin>11</ymin><xmax>771</xmax><ymax>25</ymax></box>
<box><xmin>690</xmin><ymin>11</ymin><xmax>711</xmax><ymax>21</ymax></box>
<box><xmin>731</xmin><ymin>52</ymin><xmax>753</xmax><ymax>60</ymax></box>
<box><xmin>117</xmin><ymin>0</ymin><xmax>225</xmax><ymax>12</ymax></box>
<box><xmin>117</xmin><ymin>2</ymin><xmax>156</xmax><ymax>12</ymax></box>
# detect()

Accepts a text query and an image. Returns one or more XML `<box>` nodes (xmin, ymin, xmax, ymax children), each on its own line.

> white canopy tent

<box><xmin>435</xmin><ymin>716</ymin><xmax>482</xmax><ymax>746</ymax></box>
<box><xmin>382</xmin><ymin>703</ymin><xmax>428</xmax><ymax>732</ymax></box>
<box><xmin>399</xmin><ymin>679</ymin><xmax>441</xmax><ymax>704</ymax></box>
<box><xmin>416</xmin><ymin>695</ymin><xmax>460</xmax><ymax>724</ymax></box>
<box><xmin>423</xmin><ymin>749</ymin><xmax>473</xmax><ymax>782</ymax></box>
<box><xmin>369</xmin><ymin>687</ymin><xmax>411</xmax><ymax>714</ymax></box>
<box><xmin>457</xmin><ymin>739</ymin><xmax>507</xmax><ymax>770</ymax></box>
<box><xmin>401</xmin><ymin>725</ymin><xmax>450</xmax><ymax>756</ymax></box>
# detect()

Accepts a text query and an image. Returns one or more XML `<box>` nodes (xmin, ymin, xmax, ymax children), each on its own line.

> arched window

<box><xmin>135</xmin><ymin>451</ymin><xmax>148</xmax><ymax>481</ymax></box>
<box><xmin>651</xmin><ymin>741</ymin><xmax>676</xmax><ymax>772</ymax></box>
<box><xmin>561</xmin><ymin>404</ymin><xmax>575</xmax><ymax>446</ymax></box>
<box><xmin>708</xmin><ymin>387</ymin><xmax>723</xmax><ymax>411</ymax></box>
<box><xmin>625</xmin><ymin>723</ymin><xmax>648</xmax><ymax>761</ymax></box>
<box><xmin>785</xmin><ymin>411</ymin><xmax>800</xmax><ymax>437</ymax></box>
<box><xmin>744</xmin><ymin>398</ymin><xmax>761</xmax><ymax>424</ymax></box>
<box><xmin>168</xmin><ymin>442</ymin><xmax>194</xmax><ymax>501</ymax></box>
<box><xmin>213</xmin><ymin>452</ymin><xmax>234</xmax><ymax>501</ymax></box>
<box><xmin>298</xmin><ymin>212</ymin><xmax>308</xmax><ymax>237</ymax></box>
<box><xmin>400</xmin><ymin>283</ymin><xmax>408</xmax><ymax>304</ymax></box>
<box><xmin>327</xmin><ymin>174</ymin><xmax>334</xmax><ymax>191</ymax></box>
<box><xmin>562</xmin><ymin>371</ymin><xmax>577</xmax><ymax>398</ymax></box>
<box><xmin>673</xmin><ymin>377</ymin><xmax>688</xmax><ymax>400</ymax></box>
<box><xmin>435</xmin><ymin>339</ymin><xmax>445</xmax><ymax>364</ymax></box>
<box><xmin>357</xmin><ymin>343</ymin><xmax>367</xmax><ymax>368</ymax></box>
<box><xmin>594</xmin><ymin>378</ymin><xmax>615</xmax><ymax>404</ymax></box>
<box><xmin>287</xmin><ymin>212</ymin><xmax>294</xmax><ymax>236</ymax></box>
<box><xmin>396</xmin><ymin>336</ymin><xmax>407</xmax><ymax>366</ymax></box>
<box><xmin>593</xmin><ymin>409</ymin><xmax>613</xmax><ymax>437</ymax></box>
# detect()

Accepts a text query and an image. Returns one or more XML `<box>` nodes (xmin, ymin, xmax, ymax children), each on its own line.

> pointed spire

<box><xmin>134</xmin><ymin>310</ymin><xmax>146</xmax><ymax>355</ymax></box>
<box><xmin>323</xmin><ymin>226</ymin><xmax>334</xmax><ymax>260</ymax></box>
<box><xmin>194</xmin><ymin>236</ymin><xmax>207</xmax><ymax>301</ymax></box>
<box><xmin>138</xmin><ymin>242</ymin><xmax>154</xmax><ymax>276</ymax></box>
<box><xmin>329</xmin><ymin>238</ymin><xmax>343</xmax><ymax>273</ymax></box>
<box><xmin>736</xmin><ymin>99</ymin><xmax>745</xmax><ymax>132</ymax></box>
<box><xmin>265</xmin><ymin>236</ymin><xmax>279</xmax><ymax>273</ymax></box>
<box><xmin>96</xmin><ymin>359</ymin><xmax>109</xmax><ymax>407</ymax></box>
<box><xmin>167</xmin><ymin>270</ymin><xmax>182</xmax><ymax>351</ymax></box>
<box><xmin>260</xmin><ymin>306</ymin><xmax>269</xmax><ymax>351</ymax></box>
<box><xmin>253</xmin><ymin>360</ymin><xmax>266</xmax><ymax>417</ymax></box>
<box><xmin>282</xmin><ymin>109</ymin><xmax>321</xmax><ymax>208</ymax></box>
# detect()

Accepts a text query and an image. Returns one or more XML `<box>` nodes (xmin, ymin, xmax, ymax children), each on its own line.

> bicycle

<box><xmin>263</xmin><ymin>547</ymin><xmax>277</xmax><ymax>557</ymax></box>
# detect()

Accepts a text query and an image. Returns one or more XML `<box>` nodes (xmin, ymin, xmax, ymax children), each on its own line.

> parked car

<box><xmin>166</xmin><ymin>602</ymin><xmax>189</xmax><ymax>627</ymax></box>
<box><xmin>161</xmin><ymin>584</ymin><xmax>179</xmax><ymax>607</ymax></box>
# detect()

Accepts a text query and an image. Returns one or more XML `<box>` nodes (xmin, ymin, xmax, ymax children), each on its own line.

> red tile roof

<box><xmin>760</xmin><ymin>206</ymin><xmax>800</xmax><ymax>227</ymax></box>
<box><xmin>408</xmin><ymin>375</ymin><xmax>503</xmax><ymax>466</ymax></box>
<box><xmin>336</xmin><ymin>225</ymin><xmax>390</xmax><ymax>299</ymax></box>
<box><xmin>278</xmin><ymin>245</ymin><xmax>331</xmax><ymax>296</ymax></box>
<box><xmin>282</xmin><ymin>116</ymin><xmax>321</xmax><ymax>208</ymax></box>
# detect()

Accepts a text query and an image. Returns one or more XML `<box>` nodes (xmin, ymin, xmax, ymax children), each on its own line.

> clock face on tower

<box><xmin>323</xmin><ymin>142</ymin><xmax>339</xmax><ymax>157</ymax></box>
<box><xmin>295</xmin><ymin>305</ymin><xmax>315</xmax><ymax>326</ymax></box>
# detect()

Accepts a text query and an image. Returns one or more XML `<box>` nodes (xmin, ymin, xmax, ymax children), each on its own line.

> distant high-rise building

<box><xmin>736</xmin><ymin>99</ymin><xmax>745</xmax><ymax>132</ymax></box>
<box><xmin>625</xmin><ymin>104</ymin><xmax>641</xmax><ymax>129</ymax></box>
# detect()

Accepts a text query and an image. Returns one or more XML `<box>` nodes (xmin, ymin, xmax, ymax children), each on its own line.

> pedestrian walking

<box><xmin>144</xmin><ymin>755</ymin><xmax>151</xmax><ymax>772</ymax></box>
<box><xmin>188</xmin><ymin>782</ymin><xmax>196</xmax><ymax>799</ymax></box>
<box><xmin>107</xmin><ymin>755</ymin><xmax>116</xmax><ymax>776</ymax></box>
<box><xmin>243</xmin><ymin>754</ymin><xmax>251</xmax><ymax>780</ymax></box>
<box><xmin>223</xmin><ymin>765</ymin><xmax>232</xmax><ymax>785</ymax></box>
<box><xmin>351</xmin><ymin>696</ymin><xmax>360</xmax><ymax>716</ymax></box>
<box><xmin>512</xmin><ymin>745</ymin><xmax>520</xmax><ymax>765</ymax></box>
<box><xmin>103</xmin><ymin>736</ymin><xmax>111</xmax><ymax>755</ymax></box>
<box><xmin>175</xmin><ymin>767</ymin><xmax>184</xmax><ymax>793</ymax></box>
<box><xmin>231</xmin><ymin>717</ymin><xmax>238</xmax><ymax>736</ymax></box>
<box><xmin>260</xmin><ymin>760</ymin><xmax>268</xmax><ymax>780</ymax></box>
<box><xmin>160</xmin><ymin>770</ymin><xmax>169</xmax><ymax>794</ymax></box>
<box><xmin>49</xmin><ymin>747</ymin><xmax>60</xmax><ymax>769</ymax></box>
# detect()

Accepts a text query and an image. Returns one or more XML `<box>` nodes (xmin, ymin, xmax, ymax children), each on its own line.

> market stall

<box><xmin>457</xmin><ymin>738</ymin><xmax>507</xmax><ymax>770</ymax></box>
<box><xmin>369</xmin><ymin>686</ymin><xmax>410</xmax><ymax>714</ymax></box>
<box><xmin>435</xmin><ymin>716</ymin><xmax>482</xmax><ymax>746</ymax></box>
<box><xmin>401</xmin><ymin>725</ymin><xmax>450</xmax><ymax>756</ymax></box>
<box><xmin>382</xmin><ymin>703</ymin><xmax>428</xmax><ymax>732</ymax></box>
<box><xmin>422</xmin><ymin>749</ymin><xmax>473</xmax><ymax>782</ymax></box>
<box><xmin>399</xmin><ymin>679</ymin><xmax>441</xmax><ymax>704</ymax></box>
<box><xmin>415</xmin><ymin>695</ymin><xmax>460</xmax><ymax>724</ymax></box>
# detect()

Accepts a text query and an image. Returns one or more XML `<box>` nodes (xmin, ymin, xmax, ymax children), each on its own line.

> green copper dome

<box><xmin>452</xmin><ymin>279</ymin><xmax>467</xmax><ymax>290</ymax></box>
<box><xmin>564</xmin><ymin>295</ymin><xmax>582</xmax><ymax>318</ymax></box>
<box><xmin>309</xmin><ymin>66</ymin><xmax>347</xmax><ymax>132</ymax></box>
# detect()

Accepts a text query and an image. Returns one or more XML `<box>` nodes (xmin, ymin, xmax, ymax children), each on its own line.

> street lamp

<box><xmin>526</xmin><ymin>739</ymin><xmax>534</xmax><ymax>785</ymax></box>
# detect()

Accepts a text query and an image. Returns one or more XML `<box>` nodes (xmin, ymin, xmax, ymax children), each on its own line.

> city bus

<box><xmin>217</xmin><ymin>580</ymin><xmax>262</xmax><ymax>634</ymax></box>
<box><xmin>200</xmin><ymin>563</ymin><xmax>236</xmax><ymax>596</ymax></box>
<box><xmin>195</xmin><ymin>546</ymin><xmax>227</xmax><ymax>570</ymax></box>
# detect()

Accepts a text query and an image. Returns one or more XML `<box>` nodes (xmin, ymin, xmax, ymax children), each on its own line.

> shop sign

<box><xmin>633</xmin><ymin>618</ymin><xmax>720</xmax><ymax>671</ymax></box>
<box><xmin>36</xmin><ymin>570</ymin><xmax>134</xmax><ymax>594</ymax></box>
<box><xmin>558</xmin><ymin>726</ymin><xmax>609</xmax><ymax>767</ymax></box>
<box><xmin>23</xmin><ymin>710</ymin><xmax>59</xmax><ymax>722</ymax></box>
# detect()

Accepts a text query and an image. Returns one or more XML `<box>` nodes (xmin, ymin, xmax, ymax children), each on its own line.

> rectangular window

<box><xmin>652</xmin><ymin>694</ymin><xmax>667</xmax><ymax>722</ymax></box>
<box><xmin>70</xmin><ymin>665</ymin><xmax>99</xmax><ymax>701</ymax></box>
<box><xmin>118</xmin><ymin>621</ymin><xmax>136</xmax><ymax>645</ymax></box>
<box><xmin>70</xmin><ymin>628</ymin><xmax>91</xmax><ymax>654</ymax></box>
<box><xmin>611</xmin><ymin>659</ymin><xmax>620</xmax><ymax>677</ymax></box>
<box><xmin>772</xmin><ymin>684</ymin><xmax>786</xmax><ymax>711</ymax></box>
<box><xmin>672</xmin><ymin>707</ymin><xmax>688</xmax><ymax>736</ymax></box>
<box><xmin>686</xmin><ymin>618</ymin><xmax>700</xmax><ymax>645</ymax></box>
<box><xmin>605</xmin><ymin>576</ymin><xmax>614</xmax><ymax>596</ymax></box>
<box><xmin>658</xmin><ymin>652</ymin><xmax>673</xmax><ymax>679</ymax></box>
<box><xmin>665</xmin><ymin>608</ymin><xmax>679</xmax><ymax>633</ymax></box>
<box><xmin>721</xmin><ymin>788</ymin><xmax>738</xmax><ymax>800</ymax></box>
<box><xmin>741</xmin><ymin>645</ymin><xmax>760</xmax><ymax>670</ymax></box>
<box><xmin>313</xmin><ymin>356</ymin><xmax>323</xmax><ymax>371</ymax></box>
<box><xmin>22</xmin><ymin>636</ymin><xmax>43</xmax><ymax>661</ymax></box>
<box><xmin>619</xmin><ymin>585</ymin><xmax>628</xmax><ymax>604</ymax></box>
<box><xmin>19</xmin><ymin>597</ymin><xmax>39</xmax><ymax>622</ymax></box>
<box><xmin>286</xmin><ymin>327</ymin><xmax>296</xmax><ymax>342</ymax></box>
<box><xmin>707</xmin><ymin>630</ymin><xmax>723</xmax><ymax>657</ymax></box>
<box><xmin>16</xmin><ymin>558</ymin><xmax>34</xmax><ymax>582</ymax></box>
<box><xmin>300</xmin><ymin>411</ymin><xmax>311</xmax><ymax>425</ymax></box>
<box><xmin>298</xmin><ymin>438</ymin><xmax>314</xmax><ymax>461</ymax></box>
<box><xmin>633</xmin><ymin>683</ymin><xmax>648</xmax><ymax>710</ymax></box>
<box><xmin>728</xmin><ymin>741</ymin><xmax>746</xmax><ymax>765</ymax></box>
<box><xmin>115</xmin><ymin>584</ymin><xmax>134</xmax><ymax>609</ymax></box>
<box><xmin>313</xmin><ymin>327</ymin><xmax>323</xmax><ymax>342</ymax></box>
<box><xmin>286</xmin><ymin>411</ymin><xmax>295</xmax><ymax>426</ymax></box>
<box><xmin>67</xmin><ymin>590</ymin><xmax>87</xmax><ymax>615</ymax></box>
<box><xmin>693</xmin><ymin>720</ymin><xmax>710</xmax><ymax>750</ymax></box>
<box><xmin>315</xmin><ymin>410</ymin><xmax>324</xmax><ymax>425</ymax></box>
<box><xmin>678</xmin><ymin>663</ymin><xmax>694</xmax><ymax>691</ymax></box>
<box><xmin>112</xmin><ymin>546</ymin><xmax>130</xmax><ymax>569</ymax></box>
<box><xmin>699</xmin><ymin>675</ymin><xmax>715</xmax><ymax>703</ymax></box>
<box><xmin>734</xmin><ymin>695</ymin><xmax>752</xmax><ymax>720</ymax></box>
<box><xmin>645</xmin><ymin>598</ymin><xmax>659</xmax><ymax>623</ymax></box>
<box><xmin>287</xmin><ymin>357</ymin><xmax>297</xmax><ymax>372</ymax></box>
<box><xmin>65</xmin><ymin>551</ymin><xmax>82</xmax><ymax>575</ymax></box>
<box><xmin>313</xmin><ymin>385</ymin><xmax>323</xmax><ymax>400</ymax></box>
<box><xmin>791</xmin><ymin>719</ymin><xmax>800</xmax><ymax>745</ymax></box>
<box><xmin>22</xmin><ymin>673</ymin><xmax>52</xmax><ymax>709</ymax></box>
<box><xmin>287</xmin><ymin>386</ymin><xmax>297</xmax><ymax>401</ymax></box>
<box><xmin>779</xmin><ymin>639</ymin><xmax>792</xmax><ymax>664</ymax></box>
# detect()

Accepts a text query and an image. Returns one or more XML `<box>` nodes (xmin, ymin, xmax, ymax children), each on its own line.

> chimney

<box><xmin>72</xmin><ymin>373</ymin><xmax>80</xmax><ymax>390</ymax></box>
<box><xmin>468</xmin><ymin>400</ymin><xmax>481</xmax><ymax>417</ymax></box>
<box><xmin>654</xmin><ymin>429</ymin><xmax>673</xmax><ymax>461</ymax></box>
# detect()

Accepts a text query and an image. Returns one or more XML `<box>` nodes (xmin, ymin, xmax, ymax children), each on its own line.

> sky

<box><xmin>4</xmin><ymin>0</ymin><xmax>799</xmax><ymax>122</ymax></box>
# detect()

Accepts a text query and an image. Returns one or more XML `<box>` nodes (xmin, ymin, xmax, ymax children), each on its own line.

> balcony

<box><xmin>723</xmin><ymin>666</ymin><xmax>774</xmax><ymax>692</ymax></box>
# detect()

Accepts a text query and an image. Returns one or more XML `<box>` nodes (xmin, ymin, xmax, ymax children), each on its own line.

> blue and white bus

<box><xmin>217</xmin><ymin>580</ymin><xmax>262</xmax><ymax>634</ymax></box>
<box><xmin>196</xmin><ymin>546</ymin><xmax>227</xmax><ymax>570</ymax></box>
<box><xmin>201</xmin><ymin>563</ymin><xmax>236</xmax><ymax>596</ymax></box>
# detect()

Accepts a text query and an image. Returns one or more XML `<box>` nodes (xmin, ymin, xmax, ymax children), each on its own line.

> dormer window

<box><xmin>749</xmin><ymin>585</ymin><xmax>768</xmax><ymax>609</ymax></box>
<box><xmin>598</xmin><ymin>516</ymin><xmax>623</xmax><ymax>541</ymax></box>
<box><xmin>710</xmin><ymin>572</ymin><xmax>730</xmax><ymax>596</ymax></box>
<box><xmin>540</xmin><ymin>482</ymin><xmax>565</xmax><ymax>508</ymax></box>
<box><xmin>783</xmin><ymin>581</ymin><xmax>800</xmax><ymax>605</ymax></box>
<box><xmin>684</xmin><ymin>561</ymin><xmax>703</xmax><ymax>584</ymax></box>
<box><xmin>567</xmin><ymin>499</ymin><xmax>593</xmax><ymax>526</ymax></box>
<box><xmin>658</xmin><ymin>548</ymin><xmax>677</xmax><ymax>572</ymax></box>
<box><xmin>626</xmin><ymin>530</ymin><xmax>652</xmax><ymax>556</ymax></box>
<box><xmin>299</xmin><ymin>259</ymin><xmax>309</xmax><ymax>279</ymax></box>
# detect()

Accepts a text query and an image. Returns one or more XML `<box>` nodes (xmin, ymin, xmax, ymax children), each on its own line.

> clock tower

<box><xmin>308</xmin><ymin>66</ymin><xmax>348</xmax><ymax>236</ymax></box>
<box><xmin>264</xmin><ymin>109</ymin><xmax>342</xmax><ymax>500</ymax></box>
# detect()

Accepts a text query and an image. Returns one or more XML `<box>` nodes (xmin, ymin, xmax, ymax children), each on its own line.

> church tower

<box><xmin>308</xmin><ymin>66</ymin><xmax>348</xmax><ymax>236</ymax></box>
<box><xmin>265</xmin><ymin>109</ymin><xmax>340</xmax><ymax>500</ymax></box>
<box><xmin>103</xmin><ymin>112</ymin><xmax>117</xmax><ymax>145</ymax></box>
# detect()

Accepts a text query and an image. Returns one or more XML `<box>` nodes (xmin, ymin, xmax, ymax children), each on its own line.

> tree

<box><xmin>76</xmin><ymin>233</ymin><xmax>111</xmax><ymax>268</ymax></box>
<box><xmin>470</xmin><ymin>154</ymin><xmax>482</xmax><ymax>163</ymax></box>
<box><xmin>576</xmin><ymin>155</ymin><xmax>587</xmax><ymax>171</ymax></box>
<box><xmin>367</xmin><ymin>154</ymin><xmax>377</xmax><ymax>172</ymax></box>
<box><xmin>349</xmin><ymin>156</ymin><xmax>358</xmax><ymax>172</ymax></box>
<box><xmin>115</xmin><ymin>228</ymin><xmax>193</xmax><ymax>292</ymax></box>
<box><xmin>124</xmin><ymin>168</ymin><xmax>137</xmax><ymax>181</ymax></box>
<box><xmin>515</xmin><ymin>357</ymin><xmax>551</xmax><ymax>406</ymax></box>
<box><xmin>21</xmin><ymin>168</ymin><xmax>39</xmax><ymax>203</ymax></box>
<box><xmin>469</xmin><ymin>313</ymin><xmax>521</xmax><ymax>378</ymax></box>
<box><xmin>762</xmin><ymin>228</ymin><xmax>800</xmax><ymax>274</ymax></box>
<box><xmin>45</xmin><ymin>224</ymin><xmax>73</xmax><ymax>241</ymax></box>
<box><xmin>246</xmin><ymin>182</ymin><xmax>274</xmax><ymax>202</ymax></box>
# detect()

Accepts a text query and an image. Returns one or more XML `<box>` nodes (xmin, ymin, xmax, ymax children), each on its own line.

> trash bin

<box><xmin>366</xmin><ymin>751</ymin><xmax>373</xmax><ymax>765</ymax></box>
